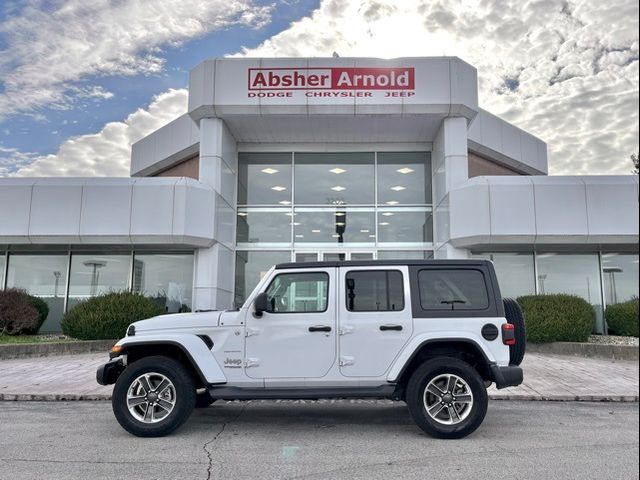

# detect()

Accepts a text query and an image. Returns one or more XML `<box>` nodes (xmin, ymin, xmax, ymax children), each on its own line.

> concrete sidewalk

<box><xmin>0</xmin><ymin>352</ymin><xmax>637</xmax><ymax>402</ymax></box>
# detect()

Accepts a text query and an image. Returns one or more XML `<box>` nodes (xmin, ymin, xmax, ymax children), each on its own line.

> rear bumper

<box><xmin>490</xmin><ymin>364</ymin><xmax>523</xmax><ymax>389</ymax></box>
<box><xmin>96</xmin><ymin>358</ymin><xmax>125</xmax><ymax>386</ymax></box>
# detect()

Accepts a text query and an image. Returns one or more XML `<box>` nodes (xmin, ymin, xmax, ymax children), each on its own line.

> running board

<box><xmin>207</xmin><ymin>385</ymin><xmax>397</xmax><ymax>400</ymax></box>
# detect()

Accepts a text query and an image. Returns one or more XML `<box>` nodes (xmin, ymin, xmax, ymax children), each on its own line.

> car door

<box><xmin>338</xmin><ymin>266</ymin><xmax>413</xmax><ymax>377</ymax></box>
<box><xmin>244</xmin><ymin>267</ymin><xmax>337</xmax><ymax>379</ymax></box>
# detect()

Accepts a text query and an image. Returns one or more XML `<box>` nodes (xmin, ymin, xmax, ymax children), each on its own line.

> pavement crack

<box><xmin>203</xmin><ymin>402</ymin><xmax>248</xmax><ymax>480</ymax></box>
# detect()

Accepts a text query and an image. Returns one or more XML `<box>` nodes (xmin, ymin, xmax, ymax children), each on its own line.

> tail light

<box><xmin>502</xmin><ymin>323</ymin><xmax>516</xmax><ymax>345</ymax></box>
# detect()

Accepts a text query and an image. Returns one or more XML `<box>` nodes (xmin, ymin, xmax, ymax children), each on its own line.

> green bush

<box><xmin>516</xmin><ymin>294</ymin><xmax>595</xmax><ymax>343</ymax></box>
<box><xmin>61</xmin><ymin>292</ymin><xmax>165</xmax><ymax>340</ymax></box>
<box><xmin>0</xmin><ymin>289</ymin><xmax>41</xmax><ymax>335</ymax></box>
<box><xmin>22</xmin><ymin>295</ymin><xmax>50</xmax><ymax>334</ymax></box>
<box><xmin>606</xmin><ymin>298</ymin><xmax>639</xmax><ymax>337</ymax></box>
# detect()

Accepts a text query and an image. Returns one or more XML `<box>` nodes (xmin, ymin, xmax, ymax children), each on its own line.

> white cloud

<box><xmin>0</xmin><ymin>0</ymin><xmax>272</xmax><ymax>119</ymax></box>
<box><xmin>8</xmin><ymin>88</ymin><xmax>187</xmax><ymax>177</ymax></box>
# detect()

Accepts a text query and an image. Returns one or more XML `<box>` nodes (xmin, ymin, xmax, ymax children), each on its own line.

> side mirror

<box><xmin>254</xmin><ymin>292</ymin><xmax>269</xmax><ymax>317</ymax></box>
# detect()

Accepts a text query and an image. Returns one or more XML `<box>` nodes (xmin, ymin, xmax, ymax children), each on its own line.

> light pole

<box><xmin>83</xmin><ymin>260</ymin><xmax>107</xmax><ymax>296</ymax></box>
<box><xmin>603</xmin><ymin>266</ymin><xmax>623</xmax><ymax>304</ymax></box>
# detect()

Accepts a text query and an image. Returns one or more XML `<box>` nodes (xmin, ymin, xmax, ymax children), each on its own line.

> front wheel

<box><xmin>112</xmin><ymin>356</ymin><xmax>196</xmax><ymax>437</ymax></box>
<box><xmin>406</xmin><ymin>357</ymin><xmax>488</xmax><ymax>439</ymax></box>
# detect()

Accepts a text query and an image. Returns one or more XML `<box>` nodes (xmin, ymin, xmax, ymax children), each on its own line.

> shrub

<box><xmin>22</xmin><ymin>294</ymin><xmax>50</xmax><ymax>334</ymax></box>
<box><xmin>516</xmin><ymin>294</ymin><xmax>595</xmax><ymax>343</ymax></box>
<box><xmin>0</xmin><ymin>289</ymin><xmax>41</xmax><ymax>335</ymax></box>
<box><xmin>61</xmin><ymin>292</ymin><xmax>165</xmax><ymax>340</ymax></box>
<box><xmin>606</xmin><ymin>298</ymin><xmax>639</xmax><ymax>337</ymax></box>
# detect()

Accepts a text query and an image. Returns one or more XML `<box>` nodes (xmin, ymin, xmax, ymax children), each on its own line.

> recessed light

<box><xmin>295</xmin><ymin>234</ymin><xmax>304</xmax><ymax>238</ymax></box>
<box><xmin>237</xmin><ymin>212</ymin><xmax>248</xmax><ymax>217</ymax></box>
<box><xmin>285</xmin><ymin>212</ymin><xmax>294</xmax><ymax>216</ymax></box>
<box><xmin>329</xmin><ymin>167</ymin><xmax>347</xmax><ymax>174</ymax></box>
<box><xmin>379</xmin><ymin>222</ymin><xmax>390</xmax><ymax>226</ymax></box>
<box><xmin>312</xmin><ymin>229</ymin><xmax>321</xmax><ymax>233</ymax></box>
<box><xmin>382</xmin><ymin>212</ymin><xmax>394</xmax><ymax>217</ymax></box>
<box><xmin>386</xmin><ymin>200</ymin><xmax>399</xmax><ymax>205</ymax></box>
<box><xmin>293</xmin><ymin>222</ymin><xmax>301</xmax><ymax>226</ymax></box>
<box><xmin>336</xmin><ymin>222</ymin><xmax>345</xmax><ymax>226</ymax></box>
<box><xmin>279</xmin><ymin>200</ymin><xmax>291</xmax><ymax>205</ymax></box>
<box><xmin>335</xmin><ymin>212</ymin><xmax>345</xmax><ymax>216</ymax></box>
<box><xmin>332</xmin><ymin>234</ymin><xmax>340</xmax><ymax>238</ymax></box>
<box><xmin>331</xmin><ymin>186</ymin><xmax>346</xmax><ymax>192</ymax></box>
<box><xmin>271</xmin><ymin>186</ymin><xmax>286</xmax><ymax>192</ymax></box>
<box><xmin>261</xmin><ymin>168</ymin><xmax>279</xmax><ymax>174</ymax></box>
<box><xmin>397</xmin><ymin>167</ymin><xmax>414</xmax><ymax>174</ymax></box>
<box><xmin>369</xmin><ymin>234</ymin><xmax>376</xmax><ymax>238</ymax></box>
<box><xmin>360</xmin><ymin>229</ymin><xmax>370</xmax><ymax>233</ymax></box>
<box><xmin>390</xmin><ymin>186</ymin><xmax>406</xmax><ymax>191</ymax></box>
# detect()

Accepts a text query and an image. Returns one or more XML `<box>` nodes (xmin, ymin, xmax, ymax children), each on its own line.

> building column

<box><xmin>432</xmin><ymin>117</ymin><xmax>469</xmax><ymax>259</ymax></box>
<box><xmin>193</xmin><ymin>118</ymin><xmax>238</xmax><ymax>310</ymax></box>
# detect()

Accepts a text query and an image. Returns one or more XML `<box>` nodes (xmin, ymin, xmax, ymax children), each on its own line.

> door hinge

<box><xmin>244</xmin><ymin>358</ymin><xmax>260</xmax><ymax>368</ymax></box>
<box><xmin>245</xmin><ymin>328</ymin><xmax>260</xmax><ymax>337</ymax></box>
<box><xmin>339</xmin><ymin>356</ymin><xmax>355</xmax><ymax>367</ymax></box>
<box><xmin>339</xmin><ymin>325</ymin><xmax>354</xmax><ymax>336</ymax></box>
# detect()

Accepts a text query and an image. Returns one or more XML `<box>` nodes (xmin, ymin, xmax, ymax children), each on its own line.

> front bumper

<box><xmin>490</xmin><ymin>365</ymin><xmax>523</xmax><ymax>389</ymax></box>
<box><xmin>96</xmin><ymin>358</ymin><xmax>125</xmax><ymax>386</ymax></box>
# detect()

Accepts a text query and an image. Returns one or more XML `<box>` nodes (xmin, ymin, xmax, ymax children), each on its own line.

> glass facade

<box><xmin>0</xmin><ymin>249</ymin><xmax>194</xmax><ymax>332</ymax></box>
<box><xmin>235</xmin><ymin>151</ymin><xmax>433</xmax><ymax>306</ymax></box>
<box><xmin>601</xmin><ymin>253</ymin><xmax>639</xmax><ymax>305</ymax></box>
<box><xmin>470</xmin><ymin>252</ymin><xmax>536</xmax><ymax>299</ymax></box>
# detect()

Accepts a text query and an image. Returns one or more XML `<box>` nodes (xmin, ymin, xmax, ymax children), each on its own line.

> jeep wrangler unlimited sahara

<box><xmin>97</xmin><ymin>259</ymin><xmax>525</xmax><ymax>439</ymax></box>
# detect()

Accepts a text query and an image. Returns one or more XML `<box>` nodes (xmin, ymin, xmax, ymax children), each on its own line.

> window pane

<box><xmin>471</xmin><ymin>252</ymin><xmax>535</xmax><ymax>298</ymax></box>
<box><xmin>294</xmin><ymin>208</ymin><xmax>375</xmax><ymax>244</ymax></box>
<box><xmin>536</xmin><ymin>253</ymin><xmax>604</xmax><ymax>333</ymax></box>
<box><xmin>601</xmin><ymin>253</ymin><xmax>639</xmax><ymax>304</ymax></box>
<box><xmin>418</xmin><ymin>269</ymin><xmax>489</xmax><ymax>310</ymax></box>
<box><xmin>67</xmin><ymin>254</ymin><xmax>130</xmax><ymax>311</ymax></box>
<box><xmin>294</xmin><ymin>153</ymin><xmax>375</xmax><ymax>205</ymax></box>
<box><xmin>346</xmin><ymin>270</ymin><xmax>404</xmax><ymax>311</ymax></box>
<box><xmin>237</xmin><ymin>208</ymin><xmax>292</xmax><ymax>244</ymax></box>
<box><xmin>295</xmin><ymin>253</ymin><xmax>318</xmax><ymax>262</ymax></box>
<box><xmin>378</xmin><ymin>208</ymin><xmax>433</xmax><ymax>243</ymax></box>
<box><xmin>0</xmin><ymin>252</ymin><xmax>5</xmax><ymax>288</ymax></box>
<box><xmin>377</xmin><ymin>251</ymin><xmax>431</xmax><ymax>260</ymax></box>
<box><xmin>378</xmin><ymin>152</ymin><xmax>431</xmax><ymax>205</ymax></box>
<box><xmin>265</xmin><ymin>272</ymin><xmax>329</xmax><ymax>313</ymax></box>
<box><xmin>235</xmin><ymin>250</ymin><xmax>291</xmax><ymax>307</ymax></box>
<box><xmin>6</xmin><ymin>254</ymin><xmax>68</xmax><ymax>332</ymax></box>
<box><xmin>132</xmin><ymin>254</ymin><xmax>194</xmax><ymax>313</ymax></box>
<box><xmin>238</xmin><ymin>153</ymin><xmax>292</xmax><ymax>205</ymax></box>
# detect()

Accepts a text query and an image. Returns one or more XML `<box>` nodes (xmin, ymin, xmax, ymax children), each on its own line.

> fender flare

<box><xmin>386</xmin><ymin>333</ymin><xmax>496</xmax><ymax>383</ymax></box>
<box><xmin>116</xmin><ymin>334</ymin><xmax>227</xmax><ymax>385</ymax></box>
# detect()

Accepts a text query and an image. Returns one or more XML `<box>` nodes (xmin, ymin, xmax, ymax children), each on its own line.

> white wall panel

<box><xmin>0</xmin><ymin>179</ymin><xmax>36</xmax><ymax>243</ymax></box>
<box><xmin>29</xmin><ymin>180</ymin><xmax>83</xmax><ymax>243</ymax></box>
<box><xmin>79</xmin><ymin>179</ymin><xmax>133</xmax><ymax>243</ymax></box>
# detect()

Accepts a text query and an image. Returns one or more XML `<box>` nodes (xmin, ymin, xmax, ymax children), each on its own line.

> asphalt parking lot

<box><xmin>0</xmin><ymin>400</ymin><xmax>637</xmax><ymax>480</ymax></box>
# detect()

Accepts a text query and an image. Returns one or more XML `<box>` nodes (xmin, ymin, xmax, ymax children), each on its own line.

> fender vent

<box><xmin>197</xmin><ymin>335</ymin><xmax>214</xmax><ymax>350</ymax></box>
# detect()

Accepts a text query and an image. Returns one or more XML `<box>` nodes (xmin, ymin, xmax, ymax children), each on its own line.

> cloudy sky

<box><xmin>0</xmin><ymin>0</ymin><xmax>637</xmax><ymax>177</ymax></box>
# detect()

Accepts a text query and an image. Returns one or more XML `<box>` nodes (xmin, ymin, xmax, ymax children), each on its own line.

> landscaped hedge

<box><xmin>605</xmin><ymin>298</ymin><xmax>639</xmax><ymax>337</ymax></box>
<box><xmin>0</xmin><ymin>289</ymin><xmax>41</xmax><ymax>335</ymax></box>
<box><xmin>61</xmin><ymin>292</ymin><xmax>165</xmax><ymax>340</ymax></box>
<box><xmin>22</xmin><ymin>294</ymin><xmax>50</xmax><ymax>334</ymax></box>
<box><xmin>516</xmin><ymin>294</ymin><xmax>595</xmax><ymax>343</ymax></box>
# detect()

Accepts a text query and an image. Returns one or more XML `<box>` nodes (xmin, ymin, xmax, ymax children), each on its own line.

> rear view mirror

<box><xmin>254</xmin><ymin>292</ymin><xmax>269</xmax><ymax>316</ymax></box>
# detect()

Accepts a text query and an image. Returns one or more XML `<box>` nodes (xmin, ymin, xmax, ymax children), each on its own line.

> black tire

<box><xmin>406</xmin><ymin>357</ymin><xmax>488</xmax><ymax>439</ymax></box>
<box><xmin>503</xmin><ymin>298</ymin><xmax>526</xmax><ymax>366</ymax></box>
<box><xmin>112</xmin><ymin>356</ymin><xmax>196</xmax><ymax>437</ymax></box>
<box><xmin>195</xmin><ymin>390</ymin><xmax>217</xmax><ymax>408</ymax></box>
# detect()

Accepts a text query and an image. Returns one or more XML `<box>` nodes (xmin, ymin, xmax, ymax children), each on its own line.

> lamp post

<box><xmin>603</xmin><ymin>266</ymin><xmax>623</xmax><ymax>304</ymax></box>
<box><xmin>83</xmin><ymin>260</ymin><xmax>107</xmax><ymax>296</ymax></box>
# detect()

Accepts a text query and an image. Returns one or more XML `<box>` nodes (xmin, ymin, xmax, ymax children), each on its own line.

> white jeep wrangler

<box><xmin>97</xmin><ymin>259</ymin><xmax>525</xmax><ymax>439</ymax></box>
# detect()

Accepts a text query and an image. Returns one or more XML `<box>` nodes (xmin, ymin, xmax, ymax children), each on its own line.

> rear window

<box><xmin>417</xmin><ymin>269</ymin><xmax>489</xmax><ymax>311</ymax></box>
<box><xmin>346</xmin><ymin>270</ymin><xmax>404</xmax><ymax>312</ymax></box>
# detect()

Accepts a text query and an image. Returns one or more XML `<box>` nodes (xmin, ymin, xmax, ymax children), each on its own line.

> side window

<box><xmin>418</xmin><ymin>269</ymin><xmax>489</xmax><ymax>311</ymax></box>
<box><xmin>265</xmin><ymin>272</ymin><xmax>329</xmax><ymax>313</ymax></box>
<box><xmin>345</xmin><ymin>270</ymin><xmax>404</xmax><ymax>312</ymax></box>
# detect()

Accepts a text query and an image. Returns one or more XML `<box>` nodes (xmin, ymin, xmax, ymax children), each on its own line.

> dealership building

<box><xmin>0</xmin><ymin>57</ymin><xmax>638</xmax><ymax>333</ymax></box>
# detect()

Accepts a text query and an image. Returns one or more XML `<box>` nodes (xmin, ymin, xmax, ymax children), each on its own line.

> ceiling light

<box><xmin>379</xmin><ymin>222</ymin><xmax>390</xmax><ymax>226</ymax></box>
<box><xmin>293</xmin><ymin>222</ymin><xmax>301</xmax><ymax>226</ymax></box>
<box><xmin>329</xmin><ymin>167</ymin><xmax>347</xmax><ymax>174</ymax></box>
<box><xmin>332</xmin><ymin>234</ymin><xmax>340</xmax><ymax>238</ymax></box>
<box><xmin>261</xmin><ymin>168</ymin><xmax>279</xmax><ymax>174</ymax></box>
<box><xmin>312</xmin><ymin>229</ymin><xmax>321</xmax><ymax>233</ymax></box>
<box><xmin>336</xmin><ymin>222</ymin><xmax>345</xmax><ymax>226</ymax></box>
<box><xmin>360</xmin><ymin>229</ymin><xmax>370</xmax><ymax>233</ymax></box>
<box><xmin>335</xmin><ymin>212</ymin><xmax>345</xmax><ymax>216</ymax></box>
<box><xmin>382</xmin><ymin>212</ymin><xmax>394</xmax><ymax>217</ymax></box>
<box><xmin>331</xmin><ymin>186</ymin><xmax>346</xmax><ymax>192</ymax></box>
<box><xmin>295</xmin><ymin>234</ymin><xmax>304</xmax><ymax>238</ymax></box>
<box><xmin>397</xmin><ymin>167</ymin><xmax>414</xmax><ymax>174</ymax></box>
<box><xmin>271</xmin><ymin>186</ymin><xmax>286</xmax><ymax>192</ymax></box>
<box><xmin>390</xmin><ymin>186</ymin><xmax>406</xmax><ymax>191</ymax></box>
<box><xmin>237</xmin><ymin>212</ymin><xmax>248</xmax><ymax>217</ymax></box>
<box><xmin>279</xmin><ymin>200</ymin><xmax>291</xmax><ymax>205</ymax></box>
<box><xmin>386</xmin><ymin>200</ymin><xmax>399</xmax><ymax>205</ymax></box>
<box><xmin>369</xmin><ymin>234</ymin><xmax>376</xmax><ymax>238</ymax></box>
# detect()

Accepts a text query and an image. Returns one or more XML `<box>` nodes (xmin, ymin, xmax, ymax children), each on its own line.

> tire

<box><xmin>112</xmin><ymin>356</ymin><xmax>196</xmax><ymax>437</ymax></box>
<box><xmin>195</xmin><ymin>390</ymin><xmax>216</xmax><ymax>408</ymax></box>
<box><xmin>406</xmin><ymin>357</ymin><xmax>488</xmax><ymax>439</ymax></box>
<box><xmin>503</xmin><ymin>298</ymin><xmax>526</xmax><ymax>366</ymax></box>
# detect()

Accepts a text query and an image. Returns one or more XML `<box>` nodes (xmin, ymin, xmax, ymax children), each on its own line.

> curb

<box><xmin>527</xmin><ymin>342</ymin><xmax>639</xmax><ymax>361</ymax></box>
<box><xmin>1</xmin><ymin>393</ymin><xmax>638</xmax><ymax>402</ymax></box>
<box><xmin>0</xmin><ymin>340</ymin><xmax>116</xmax><ymax>360</ymax></box>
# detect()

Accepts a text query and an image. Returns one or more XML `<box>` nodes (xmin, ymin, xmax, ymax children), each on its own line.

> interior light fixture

<box><xmin>382</xmin><ymin>212</ymin><xmax>394</xmax><ymax>217</ymax></box>
<box><xmin>331</xmin><ymin>186</ymin><xmax>346</xmax><ymax>192</ymax></box>
<box><xmin>379</xmin><ymin>222</ymin><xmax>390</xmax><ymax>226</ymax></box>
<box><xmin>386</xmin><ymin>200</ymin><xmax>399</xmax><ymax>205</ymax></box>
<box><xmin>397</xmin><ymin>167</ymin><xmax>414</xmax><ymax>174</ymax></box>
<box><xmin>390</xmin><ymin>186</ymin><xmax>406</xmax><ymax>191</ymax></box>
<box><xmin>293</xmin><ymin>222</ymin><xmax>301</xmax><ymax>226</ymax></box>
<box><xmin>332</xmin><ymin>234</ymin><xmax>341</xmax><ymax>238</ymax></box>
<box><xmin>334</xmin><ymin>212</ymin><xmax>346</xmax><ymax>216</ymax></box>
<box><xmin>271</xmin><ymin>186</ymin><xmax>286</xmax><ymax>192</ymax></box>
<box><xmin>329</xmin><ymin>167</ymin><xmax>347</xmax><ymax>174</ymax></box>
<box><xmin>237</xmin><ymin>212</ymin><xmax>248</xmax><ymax>217</ymax></box>
<box><xmin>279</xmin><ymin>200</ymin><xmax>291</xmax><ymax>205</ymax></box>
<box><xmin>295</xmin><ymin>234</ymin><xmax>304</xmax><ymax>238</ymax></box>
<box><xmin>261</xmin><ymin>168</ymin><xmax>279</xmax><ymax>174</ymax></box>
<box><xmin>336</xmin><ymin>222</ymin><xmax>345</xmax><ymax>226</ymax></box>
<box><xmin>312</xmin><ymin>229</ymin><xmax>321</xmax><ymax>233</ymax></box>
<box><xmin>360</xmin><ymin>229</ymin><xmax>370</xmax><ymax>233</ymax></box>
<box><xmin>369</xmin><ymin>234</ymin><xmax>376</xmax><ymax>238</ymax></box>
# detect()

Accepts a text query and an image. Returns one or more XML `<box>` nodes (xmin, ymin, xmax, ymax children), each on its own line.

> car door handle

<box><xmin>380</xmin><ymin>324</ymin><xmax>403</xmax><ymax>331</ymax></box>
<box><xmin>309</xmin><ymin>325</ymin><xmax>332</xmax><ymax>332</ymax></box>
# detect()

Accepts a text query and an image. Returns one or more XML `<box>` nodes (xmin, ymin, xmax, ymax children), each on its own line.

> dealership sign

<box><xmin>247</xmin><ymin>67</ymin><xmax>415</xmax><ymax>98</ymax></box>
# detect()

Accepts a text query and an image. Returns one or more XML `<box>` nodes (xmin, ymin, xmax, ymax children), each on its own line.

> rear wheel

<box><xmin>112</xmin><ymin>356</ymin><xmax>196</xmax><ymax>437</ymax></box>
<box><xmin>406</xmin><ymin>357</ymin><xmax>488</xmax><ymax>439</ymax></box>
<box><xmin>503</xmin><ymin>298</ymin><xmax>526</xmax><ymax>365</ymax></box>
